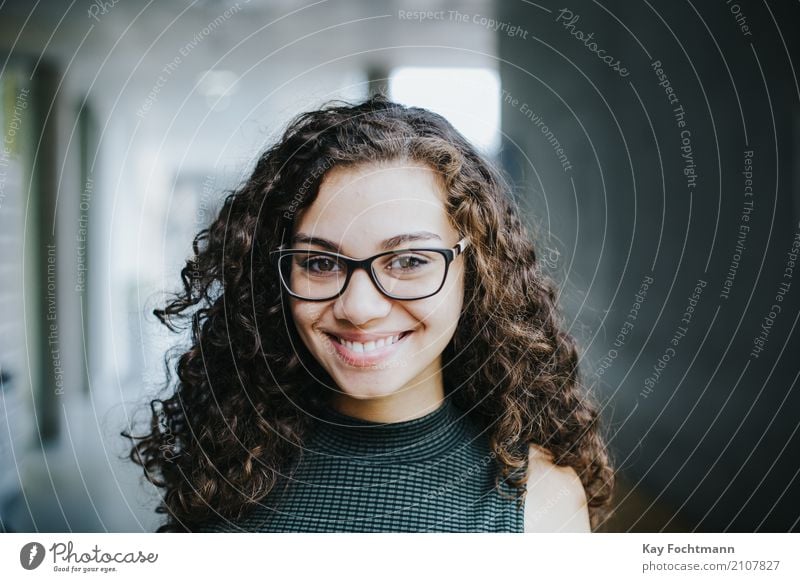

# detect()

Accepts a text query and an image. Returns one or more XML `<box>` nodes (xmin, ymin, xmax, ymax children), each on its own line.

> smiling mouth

<box><xmin>324</xmin><ymin>331</ymin><xmax>413</xmax><ymax>354</ymax></box>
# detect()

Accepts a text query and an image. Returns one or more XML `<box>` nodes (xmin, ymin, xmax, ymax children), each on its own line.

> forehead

<box><xmin>293</xmin><ymin>161</ymin><xmax>456</xmax><ymax>252</ymax></box>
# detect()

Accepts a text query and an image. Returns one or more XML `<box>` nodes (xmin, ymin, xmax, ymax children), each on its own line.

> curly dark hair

<box><xmin>123</xmin><ymin>94</ymin><xmax>615</xmax><ymax>532</ymax></box>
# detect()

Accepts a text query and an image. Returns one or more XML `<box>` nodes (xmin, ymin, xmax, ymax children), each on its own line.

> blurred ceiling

<box><xmin>1</xmin><ymin>0</ymin><xmax>498</xmax><ymax>171</ymax></box>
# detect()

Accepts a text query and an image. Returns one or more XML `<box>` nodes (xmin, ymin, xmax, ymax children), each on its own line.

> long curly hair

<box><xmin>123</xmin><ymin>94</ymin><xmax>615</xmax><ymax>532</ymax></box>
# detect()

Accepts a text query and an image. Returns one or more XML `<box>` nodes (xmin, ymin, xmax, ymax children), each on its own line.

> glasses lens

<box><xmin>373</xmin><ymin>250</ymin><xmax>447</xmax><ymax>299</ymax></box>
<box><xmin>279</xmin><ymin>252</ymin><xmax>347</xmax><ymax>300</ymax></box>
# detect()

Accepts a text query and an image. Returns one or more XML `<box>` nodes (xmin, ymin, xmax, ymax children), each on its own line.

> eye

<box><xmin>301</xmin><ymin>256</ymin><xmax>342</xmax><ymax>275</ymax></box>
<box><xmin>387</xmin><ymin>254</ymin><xmax>429</xmax><ymax>271</ymax></box>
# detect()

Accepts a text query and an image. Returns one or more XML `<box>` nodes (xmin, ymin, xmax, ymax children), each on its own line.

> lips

<box><xmin>328</xmin><ymin>331</ymin><xmax>410</xmax><ymax>353</ymax></box>
<box><xmin>322</xmin><ymin>330</ymin><xmax>413</xmax><ymax>366</ymax></box>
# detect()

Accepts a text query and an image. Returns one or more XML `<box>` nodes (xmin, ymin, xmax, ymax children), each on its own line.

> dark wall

<box><xmin>497</xmin><ymin>0</ymin><xmax>799</xmax><ymax>532</ymax></box>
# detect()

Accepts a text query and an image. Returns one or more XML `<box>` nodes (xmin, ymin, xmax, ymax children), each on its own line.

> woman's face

<box><xmin>288</xmin><ymin>160</ymin><xmax>465</xmax><ymax>413</ymax></box>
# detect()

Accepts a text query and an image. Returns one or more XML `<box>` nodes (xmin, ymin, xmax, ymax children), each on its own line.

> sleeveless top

<box><xmin>193</xmin><ymin>398</ymin><xmax>527</xmax><ymax>532</ymax></box>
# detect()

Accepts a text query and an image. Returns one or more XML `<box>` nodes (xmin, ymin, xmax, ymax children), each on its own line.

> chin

<box><xmin>330</xmin><ymin>371</ymin><xmax>408</xmax><ymax>401</ymax></box>
<box><xmin>338</xmin><ymin>387</ymin><xmax>399</xmax><ymax>401</ymax></box>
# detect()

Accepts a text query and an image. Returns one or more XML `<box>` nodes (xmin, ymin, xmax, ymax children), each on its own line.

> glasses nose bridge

<box><xmin>341</xmin><ymin>255</ymin><xmax>382</xmax><ymax>296</ymax></box>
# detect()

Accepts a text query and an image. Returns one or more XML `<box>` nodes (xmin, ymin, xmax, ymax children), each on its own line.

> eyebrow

<box><xmin>291</xmin><ymin>231</ymin><xmax>443</xmax><ymax>252</ymax></box>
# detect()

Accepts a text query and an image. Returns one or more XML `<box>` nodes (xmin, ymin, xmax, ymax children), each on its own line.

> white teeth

<box><xmin>334</xmin><ymin>333</ymin><xmax>406</xmax><ymax>353</ymax></box>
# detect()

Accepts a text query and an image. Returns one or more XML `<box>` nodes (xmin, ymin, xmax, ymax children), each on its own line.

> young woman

<box><xmin>125</xmin><ymin>95</ymin><xmax>614</xmax><ymax>532</ymax></box>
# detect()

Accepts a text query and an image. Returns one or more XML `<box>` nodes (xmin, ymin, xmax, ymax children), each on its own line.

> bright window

<box><xmin>389</xmin><ymin>67</ymin><xmax>501</xmax><ymax>155</ymax></box>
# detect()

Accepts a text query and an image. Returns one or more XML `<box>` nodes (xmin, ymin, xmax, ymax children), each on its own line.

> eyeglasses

<box><xmin>270</xmin><ymin>238</ymin><xmax>470</xmax><ymax>301</ymax></box>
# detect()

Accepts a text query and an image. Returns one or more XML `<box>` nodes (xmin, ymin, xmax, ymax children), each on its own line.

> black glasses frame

<box><xmin>269</xmin><ymin>238</ymin><xmax>470</xmax><ymax>301</ymax></box>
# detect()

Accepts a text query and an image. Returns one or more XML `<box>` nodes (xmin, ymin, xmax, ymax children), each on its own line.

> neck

<box><xmin>330</xmin><ymin>376</ymin><xmax>446</xmax><ymax>423</ymax></box>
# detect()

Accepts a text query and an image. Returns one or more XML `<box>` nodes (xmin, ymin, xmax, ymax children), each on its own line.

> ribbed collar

<box><xmin>307</xmin><ymin>398</ymin><xmax>471</xmax><ymax>464</ymax></box>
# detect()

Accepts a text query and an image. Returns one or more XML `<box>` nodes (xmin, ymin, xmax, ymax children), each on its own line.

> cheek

<box><xmin>289</xmin><ymin>302</ymin><xmax>322</xmax><ymax>337</ymax></box>
<box><xmin>414</xmin><ymin>270</ymin><xmax>464</xmax><ymax>325</ymax></box>
<box><xmin>440</xmin><ymin>269</ymin><xmax>465</xmax><ymax>317</ymax></box>
<box><xmin>441</xmin><ymin>277</ymin><xmax>466</xmax><ymax>333</ymax></box>
<box><xmin>411</xmin><ymin>296</ymin><xmax>463</xmax><ymax>338</ymax></box>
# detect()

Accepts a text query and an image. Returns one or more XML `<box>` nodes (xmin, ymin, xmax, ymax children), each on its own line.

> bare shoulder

<box><xmin>523</xmin><ymin>444</ymin><xmax>591</xmax><ymax>533</ymax></box>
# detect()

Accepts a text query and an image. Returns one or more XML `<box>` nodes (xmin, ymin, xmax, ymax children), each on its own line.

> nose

<box><xmin>332</xmin><ymin>267</ymin><xmax>392</xmax><ymax>325</ymax></box>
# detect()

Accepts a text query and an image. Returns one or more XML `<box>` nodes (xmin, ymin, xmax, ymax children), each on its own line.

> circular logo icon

<box><xmin>20</xmin><ymin>542</ymin><xmax>46</xmax><ymax>570</ymax></box>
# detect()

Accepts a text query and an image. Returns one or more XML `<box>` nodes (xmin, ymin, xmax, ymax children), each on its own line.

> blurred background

<box><xmin>0</xmin><ymin>0</ymin><xmax>798</xmax><ymax>533</ymax></box>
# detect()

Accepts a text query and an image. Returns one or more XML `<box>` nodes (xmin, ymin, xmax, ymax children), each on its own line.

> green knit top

<box><xmin>193</xmin><ymin>398</ymin><xmax>527</xmax><ymax>532</ymax></box>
